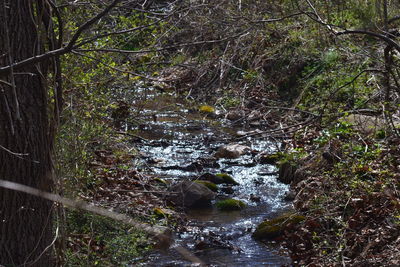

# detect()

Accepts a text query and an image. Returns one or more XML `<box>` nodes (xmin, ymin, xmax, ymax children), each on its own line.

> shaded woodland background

<box><xmin>0</xmin><ymin>0</ymin><xmax>399</xmax><ymax>266</ymax></box>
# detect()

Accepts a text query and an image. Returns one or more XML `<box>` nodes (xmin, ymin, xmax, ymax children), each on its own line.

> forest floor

<box><xmin>278</xmin><ymin>121</ymin><xmax>400</xmax><ymax>266</ymax></box>
<box><xmin>63</xmin><ymin>75</ymin><xmax>400</xmax><ymax>266</ymax></box>
<box><xmin>168</xmin><ymin>68</ymin><xmax>400</xmax><ymax>265</ymax></box>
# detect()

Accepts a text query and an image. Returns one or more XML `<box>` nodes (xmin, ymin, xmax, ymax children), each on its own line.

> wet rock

<box><xmin>160</xmin><ymin>161</ymin><xmax>203</xmax><ymax>172</ymax></box>
<box><xmin>149</xmin><ymin>140</ymin><xmax>170</xmax><ymax>147</ymax></box>
<box><xmin>216</xmin><ymin>198</ymin><xmax>246</xmax><ymax>211</ymax></box>
<box><xmin>184</xmin><ymin>161</ymin><xmax>204</xmax><ymax>172</ymax></box>
<box><xmin>146</xmin><ymin>157</ymin><xmax>165</xmax><ymax>164</ymax></box>
<box><xmin>194</xmin><ymin>180</ymin><xmax>218</xmax><ymax>192</ymax></box>
<box><xmin>257</xmin><ymin>152</ymin><xmax>284</xmax><ymax>165</ymax></box>
<box><xmin>252</xmin><ymin>213</ymin><xmax>305</xmax><ymax>240</ymax></box>
<box><xmin>215</xmin><ymin>173</ymin><xmax>239</xmax><ymax>185</ymax></box>
<box><xmin>220</xmin><ymin>185</ymin><xmax>235</xmax><ymax>194</ymax></box>
<box><xmin>194</xmin><ymin>232</ymin><xmax>241</xmax><ymax>251</ymax></box>
<box><xmin>283</xmin><ymin>190</ymin><xmax>296</xmax><ymax>201</ymax></box>
<box><xmin>250</xmin><ymin>194</ymin><xmax>261</xmax><ymax>203</ymax></box>
<box><xmin>168</xmin><ymin>181</ymin><xmax>215</xmax><ymax>208</ymax></box>
<box><xmin>214</xmin><ymin>143</ymin><xmax>251</xmax><ymax>159</ymax></box>
<box><xmin>236</xmin><ymin>129</ymin><xmax>263</xmax><ymax>137</ymax></box>
<box><xmin>199</xmin><ymin>172</ymin><xmax>224</xmax><ymax>184</ymax></box>
<box><xmin>194</xmin><ymin>240</ymin><xmax>210</xmax><ymax>250</ymax></box>
<box><xmin>278</xmin><ymin>161</ymin><xmax>297</xmax><ymax>184</ymax></box>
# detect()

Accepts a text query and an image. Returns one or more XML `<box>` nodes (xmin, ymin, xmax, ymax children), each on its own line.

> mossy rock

<box><xmin>252</xmin><ymin>213</ymin><xmax>305</xmax><ymax>240</ymax></box>
<box><xmin>153</xmin><ymin>208</ymin><xmax>167</xmax><ymax>218</ymax></box>
<box><xmin>199</xmin><ymin>105</ymin><xmax>215</xmax><ymax>114</ymax></box>
<box><xmin>153</xmin><ymin>207</ymin><xmax>175</xmax><ymax>219</ymax></box>
<box><xmin>199</xmin><ymin>172</ymin><xmax>225</xmax><ymax>184</ymax></box>
<box><xmin>216</xmin><ymin>199</ymin><xmax>246</xmax><ymax>211</ymax></box>
<box><xmin>215</xmin><ymin>173</ymin><xmax>239</xmax><ymax>185</ymax></box>
<box><xmin>195</xmin><ymin>180</ymin><xmax>218</xmax><ymax>192</ymax></box>
<box><xmin>259</xmin><ymin>152</ymin><xmax>284</xmax><ymax>165</ymax></box>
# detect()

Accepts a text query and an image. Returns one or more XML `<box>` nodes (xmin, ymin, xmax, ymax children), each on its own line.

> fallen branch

<box><xmin>0</xmin><ymin>179</ymin><xmax>205</xmax><ymax>265</ymax></box>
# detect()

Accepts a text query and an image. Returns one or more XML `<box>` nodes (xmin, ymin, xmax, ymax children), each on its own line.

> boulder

<box><xmin>199</xmin><ymin>172</ymin><xmax>224</xmax><ymax>184</ymax></box>
<box><xmin>168</xmin><ymin>181</ymin><xmax>215</xmax><ymax>208</ymax></box>
<box><xmin>278</xmin><ymin>161</ymin><xmax>297</xmax><ymax>184</ymax></box>
<box><xmin>214</xmin><ymin>143</ymin><xmax>251</xmax><ymax>159</ymax></box>
<box><xmin>283</xmin><ymin>190</ymin><xmax>296</xmax><ymax>201</ymax></box>
<box><xmin>216</xmin><ymin>198</ymin><xmax>246</xmax><ymax>211</ymax></box>
<box><xmin>194</xmin><ymin>180</ymin><xmax>218</xmax><ymax>192</ymax></box>
<box><xmin>215</xmin><ymin>173</ymin><xmax>239</xmax><ymax>185</ymax></box>
<box><xmin>258</xmin><ymin>152</ymin><xmax>284</xmax><ymax>165</ymax></box>
<box><xmin>220</xmin><ymin>185</ymin><xmax>234</xmax><ymax>194</ymax></box>
<box><xmin>252</xmin><ymin>213</ymin><xmax>305</xmax><ymax>240</ymax></box>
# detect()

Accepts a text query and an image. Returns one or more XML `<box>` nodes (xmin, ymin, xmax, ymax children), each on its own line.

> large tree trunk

<box><xmin>0</xmin><ymin>0</ymin><xmax>54</xmax><ymax>265</ymax></box>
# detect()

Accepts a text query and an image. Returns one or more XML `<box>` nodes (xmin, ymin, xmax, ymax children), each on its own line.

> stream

<box><xmin>116</xmin><ymin>87</ymin><xmax>293</xmax><ymax>266</ymax></box>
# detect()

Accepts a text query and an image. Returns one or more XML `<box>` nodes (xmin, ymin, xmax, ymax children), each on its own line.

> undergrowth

<box><xmin>54</xmin><ymin>0</ymin><xmax>400</xmax><ymax>265</ymax></box>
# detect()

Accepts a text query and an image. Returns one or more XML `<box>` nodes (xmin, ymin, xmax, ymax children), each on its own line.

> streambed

<box><xmin>117</xmin><ymin>87</ymin><xmax>293</xmax><ymax>266</ymax></box>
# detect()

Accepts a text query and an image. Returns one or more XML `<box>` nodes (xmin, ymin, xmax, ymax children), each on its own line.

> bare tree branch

<box><xmin>336</xmin><ymin>30</ymin><xmax>400</xmax><ymax>54</ymax></box>
<box><xmin>297</xmin><ymin>1</ymin><xmax>400</xmax><ymax>54</ymax></box>
<box><xmin>75</xmin><ymin>27</ymin><xmax>252</xmax><ymax>55</ymax></box>
<box><xmin>0</xmin><ymin>0</ymin><xmax>121</xmax><ymax>75</ymax></box>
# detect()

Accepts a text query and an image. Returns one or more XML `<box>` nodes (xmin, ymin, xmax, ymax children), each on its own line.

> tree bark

<box><xmin>0</xmin><ymin>0</ymin><xmax>54</xmax><ymax>265</ymax></box>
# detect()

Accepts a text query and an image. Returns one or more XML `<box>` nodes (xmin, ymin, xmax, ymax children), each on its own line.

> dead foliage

<box><xmin>280</xmin><ymin>127</ymin><xmax>400</xmax><ymax>266</ymax></box>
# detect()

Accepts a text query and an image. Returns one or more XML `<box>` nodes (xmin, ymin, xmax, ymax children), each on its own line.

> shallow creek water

<box><xmin>119</xmin><ymin>88</ymin><xmax>293</xmax><ymax>266</ymax></box>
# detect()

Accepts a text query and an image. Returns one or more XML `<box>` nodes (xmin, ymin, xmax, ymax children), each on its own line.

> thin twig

<box><xmin>0</xmin><ymin>0</ymin><xmax>122</xmax><ymax>75</ymax></box>
<box><xmin>74</xmin><ymin>27</ymin><xmax>252</xmax><ymax>55</ymax></box>
<box><xmin>0</xmin><ymin>144</ymin><xmax>29</xmax><ymax>159</ymax></box>
<box><xmin>236</xmin><ymin>117</ymin><xmax>316</xmax><ymax>140</ymax></box>
<box><xmin>2</xmin><ymin>0</ymin><xmax>20</xmax><ymax>126</ymax></box>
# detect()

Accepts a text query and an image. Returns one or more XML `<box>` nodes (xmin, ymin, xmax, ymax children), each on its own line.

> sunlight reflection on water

<box><xmin>126</xmin><ymin>88</ymin><xmax>293</xmax><ymax>266</ymax></box>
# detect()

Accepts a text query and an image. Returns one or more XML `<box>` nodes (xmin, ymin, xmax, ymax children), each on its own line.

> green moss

<box><xmin>216</xmin><ymin>198</ymin><xmax>246</xmax><ymax>211</ymax></box>
<box><xmin>153</xmin><ymin>208</ymin><xmax>167</xmax><ymax>218</ymax></box>
<box><xmin>195</xmin><ymin>180</ymin><xmax>218</xmax><ymax>192</ymax></box>
<box><xmin>215</xmin><ymin>173</ymin><xmax>239</xmax><ymax>185</ymax></box>
<box><xmin>199</xmin><ymin>105</ymin><xmax>215</xmax><ymax>113</ymax></box>
<box><xmin>252</xmin><ymin>213</ymin><xmax>305</xmax><ymax>240</ymax></box>
<box><xmin>259</xmin><ymin>152</ymin><xmax>285</xmax><ymax>164</ymax></box>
